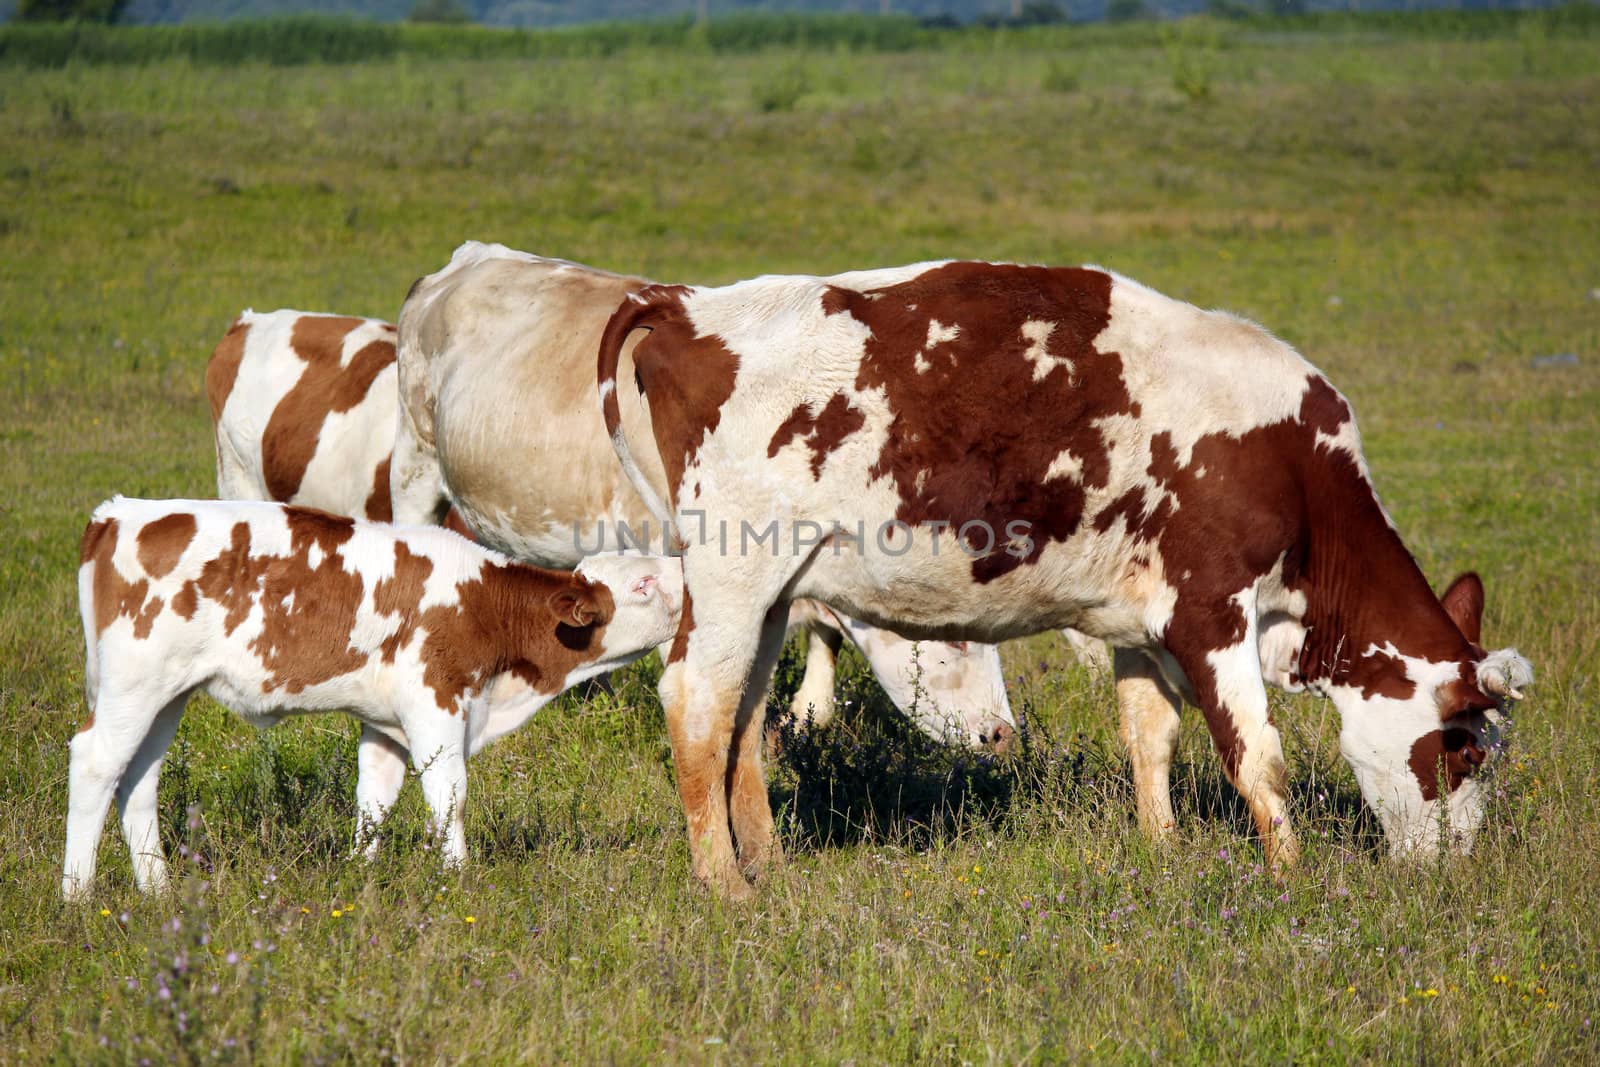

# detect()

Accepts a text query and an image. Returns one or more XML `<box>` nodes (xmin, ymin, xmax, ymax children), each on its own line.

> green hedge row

<box><xmin>1</xmin><ymin>5</ymin><xmax>1595</xmax><ymax>69</ymax></box>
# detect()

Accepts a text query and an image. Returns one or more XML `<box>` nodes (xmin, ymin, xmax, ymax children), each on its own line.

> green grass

<box><xmin>3</xmin><ymin>17</ymin><xmax>1599</xmax><ymax>1063</ymax></box>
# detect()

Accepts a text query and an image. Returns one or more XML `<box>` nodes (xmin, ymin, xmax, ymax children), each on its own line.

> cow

<box><xmin>62</xmin><ymin>497</ymin><xmax>682</xmax><ymax>900</ymax></box>
<box><xmin>597</xmin><ymin>260</ymin><xmax>1533</xmax><ymax>899</ymax></box>
<box><xmin>384</xmin><ymin>242</ymin><xmax>1015</xmax><ymax>747</ymax></box>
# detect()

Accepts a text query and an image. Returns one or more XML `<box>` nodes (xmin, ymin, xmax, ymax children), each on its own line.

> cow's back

<box><xmin>631</xmin><ymin>261</ymin><xmax>1350</xmax><ymax>644</ymax></box>
<box><xmin>397</xmin><ymin>243</ymin><xmax>667</xmax><ymax>564</ymax></box>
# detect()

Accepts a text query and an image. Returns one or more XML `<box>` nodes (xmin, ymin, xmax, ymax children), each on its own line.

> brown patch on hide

<box><xmin>80</xmin><ymin>517</ymin><xmax>116</xmax><ymax>566</ymax></box>
<box><xmin>195</xmin><ymin>522</ymin><xmax>261</xmax><ymax>635</ymax></box>
<box><xmin>1408</xmin><ymin>727</ymin><xmax>1485</xmax><ymax>801</ymax></box>
<box><xmin>261</xmin><ymin>316</ymin><xmax>397</xmax><ymax>501</ymax></box>
<box><xmin>136</xmin><ymin>512</ymin><xmax>196</xmax><ymax>579</ymax></box>
<box><xmin>598</xmin><ymin>286</ymin><xmax>738</xmax><ymax>508</ymax></box>
<box><xmin>246</xmin><ymin>510</ymin><xmax>365</xmax><ymax>693</ymax></box>
<box><xmin>373</xmin><ymin>541</ymin><xmax>435</xmax><ymax>662</ymax></box>
<box><xmin>668</xmin><ymin>589</ymin><xmax>695</xmax><ymax>665</ymax></box>
<box><xmin>190</xmin><ymin>508</ymin><xmax>367</xmax><ymax>694</ymax></box>
<box><xmin>84</xmin><ymin>518</ymin><xmax>155</xmax><ymax>638</ymax></box>
<box><xmin>369</xmin><ymin>539</ymin><xmax>617</xmax><ymax>711</ymax></box>
<box><xmin>205</xmin><ymin>317</ymin><xmax>250</xmax><ymax>423</ymax></box>
<box><xmin>420</xmin><ymin>565</ymin><xmax>614</xmax><ymax>711</ymax></box>
<box><xmin>1340</xmin><ymin>645</ymin><xmax>1418</xmax><ymax>702</ymax></box>
<box><xmin>1438</xmin><ymin>675</ymin><xmax>1497</xmax><ymax>719</ymax></box>
<box><xmin>766</xmin><ymin>393</ymin><xmax>866</xmax><ymax>479</ymax></box>
<box><xmin>366</xmin><ymin>457</ymin><xmax>393</xmax><ymax>521</ymax></box>
<box><xmin>172</xmin><ymin>580</ymin><xmax>199</xmax><ymax>620</ymax></box>
<box><xmin>830</xmin><ymin>263</ymin><xmax>1135</xmax><ymax>584</ymax></box>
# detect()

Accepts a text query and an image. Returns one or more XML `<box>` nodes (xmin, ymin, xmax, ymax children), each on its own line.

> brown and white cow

<box><xmin>63</xmin><ymin>497</ymin><xmax>681</xmax><ymax>900</ymax></box>
<box><xmin>386</xmin><ymin>242</ymin><xmax>1015</xmax><ymax>746</ymax></box>
<box><xmin>598</xmin><ymin>260</ymin><xmax>1533</xmax><ymax>898</ymax></box>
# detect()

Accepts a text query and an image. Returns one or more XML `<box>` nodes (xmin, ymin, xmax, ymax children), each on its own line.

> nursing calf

<box><xmin>63</xmin><ymin>498</ymin><xmax>680</xmax><ymax>900</ymax></box>
<box><xmin>599</xmin><ymin>260</ymin><xmax>1533</xmax><ymax>898</ymax></box>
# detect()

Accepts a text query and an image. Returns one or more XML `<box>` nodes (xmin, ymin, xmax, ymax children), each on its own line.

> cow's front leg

<box><xmin>1168</xmin><ymin>599</ymin><xmax>1298</xmax><ymax>867</ymax></box>
<box><xmin>1113</xmin><ymin>648</ymin><xmax>1183</xmax><ymax>841</ymax></box>
<box><xmin>729</xmin><ymin>606</ymin><xmax>790</xmax><ymax>880</ymax></box>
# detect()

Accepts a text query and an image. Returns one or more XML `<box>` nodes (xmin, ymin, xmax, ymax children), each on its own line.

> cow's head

<box><xmin>1328</xmin><ymin>573</ymin><xmax>1532</xmax><ymax>857</ymax></box>
<box><xmin>844</xmin><ymin>623</ymin><xmax>1016</xmax><ymax>751</ymax></box>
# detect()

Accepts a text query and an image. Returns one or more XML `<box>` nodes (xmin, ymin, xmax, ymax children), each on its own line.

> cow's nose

<box><xmin>987</xmin><ymin>723</ymin><xmax>1016</xmax><ymax>754</ymax></box>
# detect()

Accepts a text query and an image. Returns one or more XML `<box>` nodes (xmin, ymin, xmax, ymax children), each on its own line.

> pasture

<box><xmin>2</xmin><ymin>16</ymin><xmax>1599</xmax><ymax>1062</ymax></box>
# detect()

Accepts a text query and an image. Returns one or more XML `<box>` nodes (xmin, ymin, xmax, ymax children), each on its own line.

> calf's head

<box><xmin>1329</xmin><ymin>573</ymin><xmax>1532</xmax><ymax>857</ymax></box>
<box><xmin>568</xmin><ymin>554</ymin><xmax>684</xmax><ymax>669</ymax></box>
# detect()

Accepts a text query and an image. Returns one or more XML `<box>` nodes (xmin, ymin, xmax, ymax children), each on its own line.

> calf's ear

<box><xmin>550</xmin><ymin>587</ymin><xmax>612</xmax><ymax>628</ymax></box>
<box><xmin>1439</xmin><ymin>572</ymin><xmax>1484</xmax><ymax>645</ymax></box>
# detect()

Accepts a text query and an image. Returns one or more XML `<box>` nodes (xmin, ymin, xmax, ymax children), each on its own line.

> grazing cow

<box><xmin>387</xmin><ymin>242</ymin><xmax>1015</xmax><ymax>747</ymax></box>
<box><xmin>598</xmin><ymin>260</ymin><xmax>1533</xmax><ymax>898</ymax></box>
<box><xmin>63</xmin><ymin>497</ymin><xmax>681</xmax><ymax>900</ymax></box>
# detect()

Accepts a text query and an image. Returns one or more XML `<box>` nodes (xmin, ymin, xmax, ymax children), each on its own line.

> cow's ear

<box><xmin>1440</xmin><ymin>571</ymin><xmax>1484</xmax><ymax>645</ymax></box>
<box><xmin>550</xmin><ymin>587</ymin><xmax>611</xmax><ymax>628</ymax></box>
<box><xmin>1439</xmin><ymin>678</ymin><xmax>1497</xmax><ymax>719</ymax></box>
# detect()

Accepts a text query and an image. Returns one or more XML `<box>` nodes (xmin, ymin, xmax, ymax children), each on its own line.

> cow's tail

<box><xmin>596</xmin><ymin>285</ymin><xmax>690</xmax><ymax>529</ymax></box>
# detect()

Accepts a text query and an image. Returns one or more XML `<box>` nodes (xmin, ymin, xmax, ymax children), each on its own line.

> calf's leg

<box><xmin>116</xmin><ymin>695</ymin><xmax>188</xmax><ymax>894</ymax></box>
<box><xmin>407</xmin><ymin>719</ymin><xmax>469</xmax><ymax>867</ymax></box>
<box><xmin>63</xmin><ymin>684</ymin><xmax>181</xmax><ymax>900</ymax></box>
<box><xmin>389</xmin><ymin>413</ymin><xmax>450</xmax><ymax>527</ymax></box>
<box><xmin>354</xmin><ymin>725</ymin><xmax>410</xmax><ymax>860</ymax></box>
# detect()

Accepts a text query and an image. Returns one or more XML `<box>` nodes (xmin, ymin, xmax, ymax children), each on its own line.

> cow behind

<box><xmin>599</xmin><ymin>260</ymin><xmax>1532</xmax><ymax>899</ymax></box>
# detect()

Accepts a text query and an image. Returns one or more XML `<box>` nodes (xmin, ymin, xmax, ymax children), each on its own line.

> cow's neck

<box><xmin>1292</xmin><ymin>459</ymin><xmax>1468</xmax><ymax>692</ymax></box>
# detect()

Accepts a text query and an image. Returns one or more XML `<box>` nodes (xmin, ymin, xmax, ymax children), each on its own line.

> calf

<box><xmin>207</xmin><ymin>301</ymin><xmax>1009</xmax><ymax>747</ymax></box>
<box><xmin>62</xmin><ymin>497</ymin><xmax>681</xmax><ymax>900</ymax></box>
<box><xmin>598</xmin><ymin>260</ymin><xmax>1533</xmax><ymax>898</ymax></box>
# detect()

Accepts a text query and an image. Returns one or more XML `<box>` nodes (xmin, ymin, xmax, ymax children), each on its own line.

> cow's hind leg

<box><xmin>1167</xmin><ymin>596</ymin><xmax>1299</xmax><ymax>867</ymax></box>
<box><xmin>1114</xmin><ymin>648</ymin><xmax>1183</xmax><ymax>841</ymax></box>
<box><xmin>116</xmin><ymin>694</ymin><xmax>188</xmax><ymax>894</ymax></box>
<box><xmin>353</xmin><ymin>726</ymin><xmax>410</xmax><ymax>860</ymax></box>
<box><xmin>660</xmin><ymin>588</ymin><xmax>776</xmax><ymax>901</ymax></box>
<box><xmin>729</xmin><ymin>606</ymin><xmax>791</xmax><ymax>880</ymax></box>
